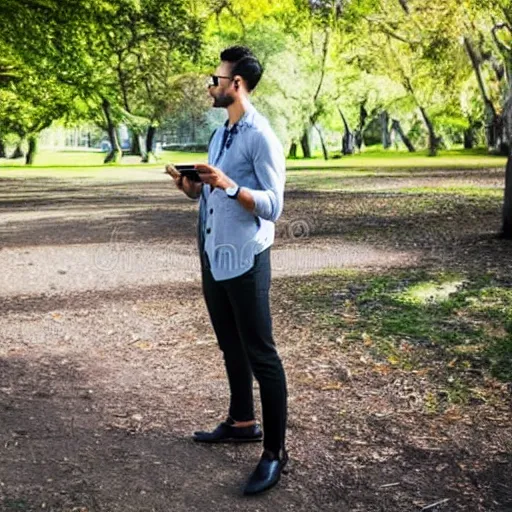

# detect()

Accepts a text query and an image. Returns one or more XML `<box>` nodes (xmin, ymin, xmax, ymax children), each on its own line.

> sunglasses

<box><xmin>209</xmin><ymin>74</ymin><xmax>232</xmax><ymax>87</ymax></box>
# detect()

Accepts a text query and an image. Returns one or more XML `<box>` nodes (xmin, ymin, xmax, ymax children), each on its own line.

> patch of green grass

<box><xmin>0</xmin><ymin>152</ymin><xmax>209</xmax><ymax>183</ymax></box>
<box><xmin>0</xmin><ymin>166</ymin><xmax>166</xmax><ymax>183</ymax></box>
<box><xmin>3</xmin><ymin>498</ymin><xmax>28</xmax><ymax>510</ymax></box>
<box><xmin>1</xmin><ymin>147</ymin><xmax>506</xmax><ymax>170</ymax></box>
<box><xmin>0</xmin><ymin>150</ymin><xmax>208</xmax><ymax>168</ymax></box>
<box><xmin>396</xmin><ymin>186</ymin><xmax>502</xmax><ymax>197</ymax></box>
<box><xmin>0</xmin><ymin>149</ymin><xmax>106</xmax><ymax>167</ymax></box>
<box><xmin>290</xmin><ymin>269</ymin><xmax>512</xmax><ymax>401</ymax></box>
<box><xmin>397</xmin><ymin>279</ymin><xmax>466</xmax><ymax>304</ymax></box>
<box><xmin>357</xmin><ymin>274</ymin><xmax>485</xmax><ymax>347</ymax></box>
<box><xmin>488</xmin><ymin>336</ymin><xmax>512</xmax><ymax>381</ymax></box>
<box><xmin>286</xmin><ymin>148</ymin><xmax>506</xmax><ymax>170</ymax></box>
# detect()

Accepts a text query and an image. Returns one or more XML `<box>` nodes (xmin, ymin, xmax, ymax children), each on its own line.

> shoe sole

<box><xmin>243</xmin><ymin>477</ymin><xmax>280</xmax><ymax>496</ymax></box>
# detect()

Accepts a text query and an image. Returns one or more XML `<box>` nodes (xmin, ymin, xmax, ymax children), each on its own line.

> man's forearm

<box><xmin>237</xmin><ymin>187</ymin><xmax>256</xmax><ymax>212</ymax></box>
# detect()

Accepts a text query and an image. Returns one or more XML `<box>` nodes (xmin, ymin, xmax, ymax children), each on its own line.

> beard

<box><xmin>212</xmin><ymin>92</ymin><xmax>235</xmax><ymax>108</ymax></box>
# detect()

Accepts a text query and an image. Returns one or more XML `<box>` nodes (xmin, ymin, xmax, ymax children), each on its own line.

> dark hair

<box><xmin>220</xmin><ymin>46</ymin><xmax>263</xmax><ymax>92</ymax></box>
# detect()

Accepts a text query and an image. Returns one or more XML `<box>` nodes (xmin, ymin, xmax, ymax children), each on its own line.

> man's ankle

<box><xmin>262</xmin><ymin>447</ymin><xmax>287</xmax><ymax>461</ymax></box>
<box><xmin>226</xmin><ymin>417</ymin><xmax>256</xmax><ymax>428</ymax></box>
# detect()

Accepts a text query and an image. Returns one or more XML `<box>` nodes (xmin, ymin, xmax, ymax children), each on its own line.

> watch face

<box><xmin>226</xmin><ymin>186</ymin><xmax>237</xmax><ymax>196</ymax></box>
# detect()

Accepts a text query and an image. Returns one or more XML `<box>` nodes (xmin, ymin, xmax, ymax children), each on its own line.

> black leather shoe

<box><xmin>243</xmin><ymin>449</ymin><xmax>289</xmax><ymax>496</ymax></box>
<box><xmin>193</xmin><ymin>421</ymin><xmax>263</xmax><ymax>443</ymax></box>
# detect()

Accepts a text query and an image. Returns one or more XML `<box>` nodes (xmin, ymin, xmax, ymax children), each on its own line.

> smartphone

<box><xmin>174</xmin><ymin>164</ymin><xmax>202</xmax><ymax>182</ymax></box>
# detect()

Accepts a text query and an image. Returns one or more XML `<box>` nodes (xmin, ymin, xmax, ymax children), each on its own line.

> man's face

<box><xmin>208</xmin><ymin>61</ymin><xmax>235</xmax><ymax>108</ymax></box>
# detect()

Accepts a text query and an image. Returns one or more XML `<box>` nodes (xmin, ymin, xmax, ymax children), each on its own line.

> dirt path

<box><xmin>2</xmin><ymin>275</ymin><xmax>510</xmax><ymax>511</ymax></box>
<box><xmin>0</xmin><ymin>242</ymin><xmax>415</xmax><ymax>297</ymax></box>
<box><xmin>1</xmin><ymin>171</ymin><xmax>511</xmax><ymax>511</ymax></box>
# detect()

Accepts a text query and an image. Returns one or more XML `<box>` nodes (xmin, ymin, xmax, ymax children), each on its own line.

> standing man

<box><xmin>166</xmin><ymin>46</ymin><xmax>288</xmax><ymax>495</ymax></box>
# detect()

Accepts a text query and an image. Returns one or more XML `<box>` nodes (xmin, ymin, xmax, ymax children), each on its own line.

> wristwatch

<box><xmin>226</xmin><ymin>184</ymin><xmax>241</xmax><ymax>199</ymax></box>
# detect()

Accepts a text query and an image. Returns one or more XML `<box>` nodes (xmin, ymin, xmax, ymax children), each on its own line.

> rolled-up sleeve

<box><xmin>244</xmin><ymin>129</ymin><xmax>286</xmax><ymax>223</ymax></box>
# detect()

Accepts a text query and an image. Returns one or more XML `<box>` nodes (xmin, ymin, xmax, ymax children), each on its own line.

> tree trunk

<box><xmin>419</xmin><ymin>106</ymin><xmax>438</xmax><ymax>156</ymax></box>
<box><xmin>102</xmin><ymin>98</ymin><xmax>122</xmax><ymax>164</ymax></box>
<box><xmin>487</xmin><ymin>117</ymin><xmax>509</xmax><ymax>155</ymax></box>
<box><xmin>381</xmin><ymin>111</ymin><xmax>391</xmax><ymax>149</ymax></box>
<box><xmin>11</xmin><ymin>143</ymin><xmax>24</xmax><ymax>159</ymax></box>
<box><xmin>314</xmin><ymin>124</ymin><xmax>329</xmax><ymax>160</ymax></box>
<box><xmin>300</xmin><ymin>128</ymin><xmax>311</xmax><ymax>158</ymax></box>
<box><xmin>142</xmin><ymin>125</ymin><xmax>157</xmax><ymax>163</ymax></box>
<box><xmin>359</xmin><ymin>103</ymin><xmax>368</xmax><ymax>132</ymax></box>
<box><xmin>502</xmin><ymin>154</ymin><xmax>512</xmax><ymax>238</ymax></box>
<box><xmin>25</xmin><ymin>136</ymin><xmax>37</xmax><ymax>165</ymax></box>
<box><xmin>464</xmin><ymin>127</ymin><xmax>475</xmax><ymax>149</ymax></box>
<box><xmin>288</xmin><ymin>142</ymin><xmax>298</xmax><ymax>158</ymax></box>
<box><xmin>338</xmin><ymin>108</ymin><xmax>354</xmax><ymax>155</ymax></box>
<box><xmin>0</xmin><ymin>138</ymin><xmax>6</xmax><ymax>158</ymax></box>
<box><xmin>463</xmin><ymin>37</ymin><xmax>502</xmax><ymax>152</ymax></box>
<box><xmin>131</xmin><ymin>131</ymin><xmax>142</xmax><ymax>156</ymax></box>
<box><xmin>391</xmin><ymin>119</ymin><xmax>416</xmax><ymax>152</ymax></box>
<box><xmin>356</xmin><ymin>103</ymin><xmax>368</xmax><ymax>151</ymax></box>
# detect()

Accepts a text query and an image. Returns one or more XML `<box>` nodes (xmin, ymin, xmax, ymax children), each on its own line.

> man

<box><xmin>165</xmin><ymin>46</ymin><xmax>288</xmax><ymax>496</ymax></box>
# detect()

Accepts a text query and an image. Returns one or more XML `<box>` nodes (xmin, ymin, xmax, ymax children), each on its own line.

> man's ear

<box><xmin>233</xmin><ymin>74</ymin><xmax>243</xmax><ymax>90</ymax></box>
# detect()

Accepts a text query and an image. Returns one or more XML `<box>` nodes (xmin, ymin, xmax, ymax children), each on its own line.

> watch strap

<box><xmin>227</xmin><ymin>185</ymin><xmax>241</xmax><ymax>199</ymax></box>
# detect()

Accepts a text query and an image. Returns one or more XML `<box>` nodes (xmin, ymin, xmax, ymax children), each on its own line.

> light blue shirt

<box><xmin>198</xmin><ymin>102</ymin><xmax>286</xmax><ymax>281</ymax></box>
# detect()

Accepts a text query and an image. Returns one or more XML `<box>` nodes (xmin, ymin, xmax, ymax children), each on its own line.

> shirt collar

<box><xmin>223</xmin><ymin>103</ymin><xmax>256</xmax><ymax>131</ymax></box>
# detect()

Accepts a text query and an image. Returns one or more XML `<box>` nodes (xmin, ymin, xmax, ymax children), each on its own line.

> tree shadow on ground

<box><xmin>1</xmin><ymin>346</ymin><xmax>510</xmax><ymax>511</ymax></box>
<box><xmin>1</xmin><ymin>207</ymin><xmax>198</xmax><ymax>247</ymax></box>
<box><xmin>0</xmin><ymin>354</ymin><xmax>302</xmax><ymax>512</ymax></box>
<box><xmin>2</xmin><ymin>180</ymin><xmax>511</xmax><ymax>287</ymax></box>
<box><xmin>0</xmin><ymin>281</ymin><xmax>203</xmax><ymax>317</ymax></box>
<box><xmin>287</xmin><ymin>166</ymin><xmax>504</xmax><ymax>181</ymax></box>
<box><xmin>0</xmin><ymin>180</ymin><xmax>504</xmax><ymax>255</ymax></box>
<box><xmin>281</xmin><ymin>189</ymin><xmax>511</xmax><ymax>273</ymax></box>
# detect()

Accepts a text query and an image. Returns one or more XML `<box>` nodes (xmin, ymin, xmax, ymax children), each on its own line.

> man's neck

<box><xmin>227</xmin><ymin>97</ymin><xmax>251</xmax><ymax>127</ymax></box>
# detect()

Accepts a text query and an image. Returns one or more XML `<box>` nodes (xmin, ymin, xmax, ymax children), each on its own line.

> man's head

<box><xmin>208</xmin><ymin>46</ymin><xmax>263</xmax><ymax>108</ymax></box>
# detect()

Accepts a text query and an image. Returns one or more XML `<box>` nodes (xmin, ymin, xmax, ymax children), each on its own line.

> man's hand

<box><xmin>195</xmin><ymin>163</ymin><xmax>236</xmax><ymax>190</ymax></box>
<box><xmin>165</xmin><ymin>164</ymin><xmax>202</xmax><ymax>199</ymax></box>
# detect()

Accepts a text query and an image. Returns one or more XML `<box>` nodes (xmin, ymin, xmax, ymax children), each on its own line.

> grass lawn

<box><xmin>287</xmin><ymin>148</ymin><xmax>507</xmax><ymax>170</ymax></box>
<box><xmin>0</xmin><ymin>150</ymin><xmax>209</xmax><ymax>168</ymax></box>
<box><xmin>0</xmin><ymin>147</ymin><xmax>506</xmax><ymax>171</ymax></box>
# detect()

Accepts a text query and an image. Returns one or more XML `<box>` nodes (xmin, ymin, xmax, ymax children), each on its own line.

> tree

<box><xmin>465</xmin><ymin>0</ymin><xmax>512</xmax><ymax>237</ymax></box>
<box><xmin>0</xmin><ymin>0</ymin><xmax>204</xmax><ymax>164</ymax></box>
<box><xmin>0</xmin><ymin>74</ymin><xmax>73</xmax><ymax>164</ymax></box>
<box><xmin>350</xmin><ymin>0</ymin><xmax>472</xmax><ymax>156</ymax></box>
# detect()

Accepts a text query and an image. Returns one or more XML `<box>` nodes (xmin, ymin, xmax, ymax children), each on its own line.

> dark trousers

<box><xmin>200</xmin><ymin>247</ymin><xmax>287</xmax><ymax>454</ymax></box>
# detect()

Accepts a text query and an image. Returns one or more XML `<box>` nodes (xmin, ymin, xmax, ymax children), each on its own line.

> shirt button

<box><xmin>210</xmin><ymin>208</ymin><xmax>213</xmax><ymax>214</ymax></box>
<box><xmin>206</xmin><ymin>228</ymin><xmax>211</xmax><ymax>234</ymax></box>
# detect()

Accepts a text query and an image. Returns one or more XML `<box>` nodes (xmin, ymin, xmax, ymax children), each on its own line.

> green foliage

<box><xmin>1</xmin><ymin>0</ymin><xmax>512</xmax><ymax>161</ymax></box>
<box><xmin>0</xmin><ymin>0</ymin><xmax>205</xmax><ymax>163</ymax></box>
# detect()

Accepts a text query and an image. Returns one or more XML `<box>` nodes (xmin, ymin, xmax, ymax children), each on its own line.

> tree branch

<box><xmin>398</xmin><ymin>0</ymin><xmax>409</xmax><ymax>14</ymax></box>
<box><xmin>492</xmin><ymin>22</ymin><xmax>512</xmax><ymax>53</ymax></box>
<box><xmin>275</xmin><ymin>82</ymin><xmax>301</xmax><ymax>102</ymax></box>
<box><xmin>364</xmin><ymin>16</ymin><xmax>420</xmax><ymax>45</ymax></box>
<box><xmin>313</xmin><ymin>28</ymin><xmax>330</xmax><ymax>102</ymax></box>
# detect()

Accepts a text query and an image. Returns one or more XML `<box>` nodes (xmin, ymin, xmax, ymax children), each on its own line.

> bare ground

<box><xmin>1</xmin><ymin>168</ymin><xmax>511</xmax><ymax>512</ymax></box>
